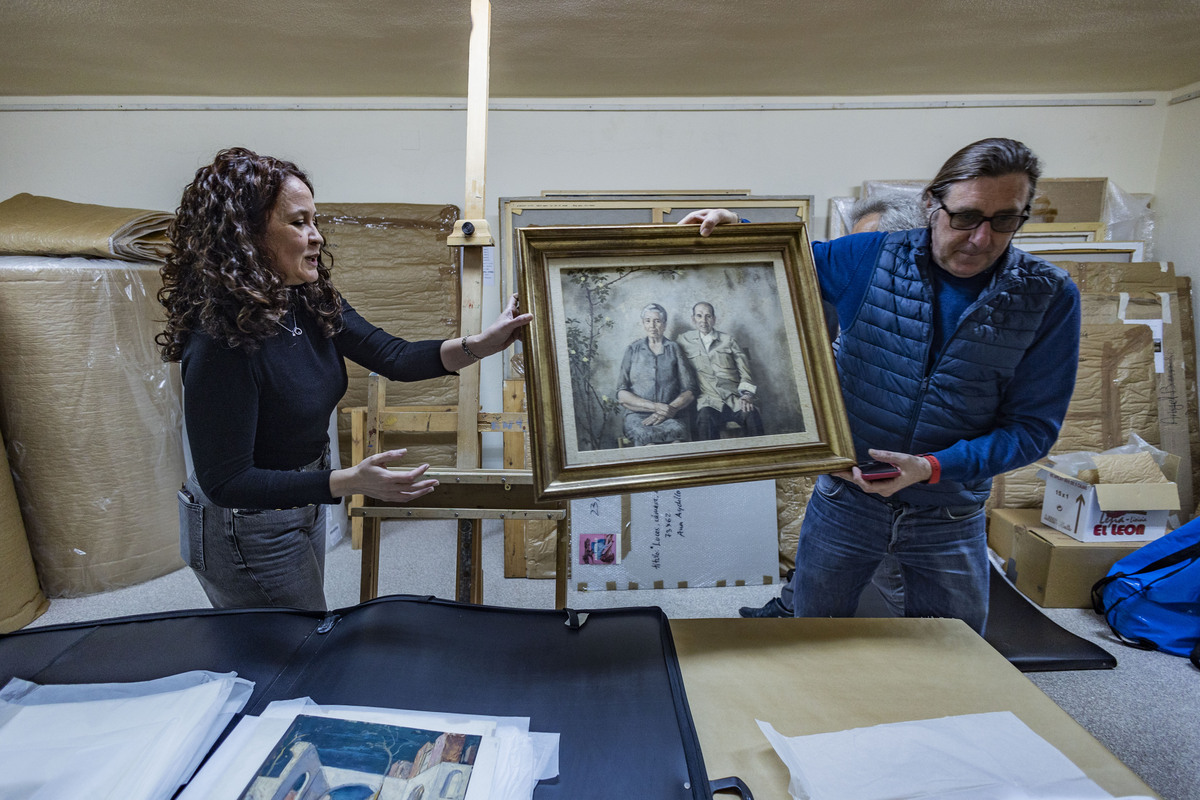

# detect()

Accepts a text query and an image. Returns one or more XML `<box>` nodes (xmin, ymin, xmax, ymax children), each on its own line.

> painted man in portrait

<box><xmin>676</xmin><ymin>301</ymin><xmax>765</xmax><ymax>440</ymax></box>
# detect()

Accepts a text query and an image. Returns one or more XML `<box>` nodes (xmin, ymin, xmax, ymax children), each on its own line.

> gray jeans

<box><xmin>178</xmin><ymin>451</ymin><xmax>329</xmax><ymax>611</ymax></box>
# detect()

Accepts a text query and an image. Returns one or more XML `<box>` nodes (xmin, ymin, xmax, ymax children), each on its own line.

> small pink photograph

<box><xmin>580</xmin><ymin>533</ymin><xmax>617</xmax><ymax>565</ymax></box>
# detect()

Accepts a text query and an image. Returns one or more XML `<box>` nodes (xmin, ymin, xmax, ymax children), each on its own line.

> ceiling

<box><xmin>2</xmin><ymin>0</ymin><xmax>1200</xmax><ymax>99</ymax></box>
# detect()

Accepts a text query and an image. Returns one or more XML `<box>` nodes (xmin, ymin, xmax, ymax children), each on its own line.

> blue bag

<box><xmin>1091</xmin><ymin>517</ymin><xmax>1200</xmax><ymax>668</ymax></box>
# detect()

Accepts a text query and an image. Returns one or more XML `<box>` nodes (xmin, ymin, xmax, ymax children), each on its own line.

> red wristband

<box><xmin>920</xmin><ymin>454</ymin><xmax>941</xmax><ymax>484</ymax></box>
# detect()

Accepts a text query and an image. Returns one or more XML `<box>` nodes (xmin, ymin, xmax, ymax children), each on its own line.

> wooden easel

<box><xmin>353</xmin><ymin>0</ymin><xmax>568</xmax><ymax>606</ymax></box>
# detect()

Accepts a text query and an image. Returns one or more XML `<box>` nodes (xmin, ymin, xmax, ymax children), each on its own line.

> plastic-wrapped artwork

<box><xmin>0</xmin><ymin>255</ymin><xmax>186</xmax><ymax>596</ymax></box>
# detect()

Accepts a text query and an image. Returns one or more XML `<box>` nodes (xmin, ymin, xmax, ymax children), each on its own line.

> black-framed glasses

<box><xmin>936</xmin><ymin>205</ymin><xmax>1029</xmax><ymax>233</ymax></box>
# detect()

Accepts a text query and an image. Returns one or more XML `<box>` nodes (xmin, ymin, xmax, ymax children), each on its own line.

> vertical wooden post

<box><xmin>555</xmin><ymin>515</ymin><xmax>570</xmax><ymax>610</ymax></box>
<box><xmin>360</xmin><ymin>515</ymin><xmax>381</xmax><ymax>603</ymax></box>
<box><xmin>349</xmin><ymin>408</ymin><xmax>365</xmax><ymax>549</ymax></box>
<box><xmin>453</xmin><ymin>0</ymin><xmax>493</xmax><ymax>470</ymax></box>
<box><xmin>503</xmin><ymin>378</ymin><xmax>528</xmax><ymax>576</ymax></box>
<box><xmin>462</xmin><ymin>0</ymin><xmax>490</xmax><ymax>226</ymax></box>
<box><xmin>446</xmin><ymin>0</ymin><xmax>494</xmax><ymax>602</ymax></box>
<box><xmin>359</xmin><ymin>375</ymin><xmax>385</xmax><ymax>602</ymax></box>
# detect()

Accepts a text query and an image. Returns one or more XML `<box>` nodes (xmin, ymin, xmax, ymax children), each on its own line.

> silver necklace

<box><xmin>276</xmin><ymin>308</ymin><xmax>302</xmax><ymax>337</ymax></box>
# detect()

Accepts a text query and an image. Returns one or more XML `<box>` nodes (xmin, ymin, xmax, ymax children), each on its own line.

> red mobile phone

<box><xmin>857</xmin><ymin>459</ymin><xmax>901</xmax><ymax>481</ymax></box>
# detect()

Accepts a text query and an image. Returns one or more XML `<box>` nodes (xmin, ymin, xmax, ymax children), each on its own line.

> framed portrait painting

<box><xmin>497</xmin><ymin>193</ymin><xmax>813</xmax><ymax>381</ymax></box>
<box><xmin>517</xmin><ymin>222</ymin><xmax>854</xmax><ymax>501</ymax></box>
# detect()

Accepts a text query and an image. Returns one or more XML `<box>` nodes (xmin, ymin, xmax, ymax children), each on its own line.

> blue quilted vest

<box><xmin>837</xmin><ymin>228</ymin><xmax>1071</xmax><ymax>506</ymax></box>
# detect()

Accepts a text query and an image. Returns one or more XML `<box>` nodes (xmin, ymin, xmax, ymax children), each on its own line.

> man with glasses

<box><xmin>681</xmin><ymin>138</ymin><xmax>1081</xmax><ymax>633</ymax></box>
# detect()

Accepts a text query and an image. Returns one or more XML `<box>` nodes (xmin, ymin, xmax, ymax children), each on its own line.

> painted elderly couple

<box><xmin>615</xmin><ymin>299</ymin><xmax>764</xmax><ymax>447</ymax></box>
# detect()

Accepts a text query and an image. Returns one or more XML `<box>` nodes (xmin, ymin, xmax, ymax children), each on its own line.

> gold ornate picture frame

<box><xmin>517</xmin><ymin>222</ymin><xmax>854</xmax><ymax>501</ymax></box>
<box><xmin>498</xmin><ymin>194</ymin><xmax>813</xmax><ymax>381</ymax></box>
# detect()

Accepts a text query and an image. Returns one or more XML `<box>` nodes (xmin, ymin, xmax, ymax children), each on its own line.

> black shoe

<box><xmin>738</xmin><ymin>597</ymin><xmax>792</xmax><ymax>618</ymax></box>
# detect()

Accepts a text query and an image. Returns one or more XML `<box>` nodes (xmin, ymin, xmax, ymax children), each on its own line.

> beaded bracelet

<box><xmin>461</xmin><ymin>336</ymin><xmax>482</xmax><ymax>360</ymax></box>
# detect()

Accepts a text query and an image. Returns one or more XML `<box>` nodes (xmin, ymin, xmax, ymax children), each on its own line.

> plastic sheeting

<box><xmin>0</xmin><ymin>256</ymin><xmax>185</xmax><ymax>597</ymax></box>
<box><xmin>861</xmin><ymin>177</ymin><xmax>1156</xmax><ymax>256</ymax></box>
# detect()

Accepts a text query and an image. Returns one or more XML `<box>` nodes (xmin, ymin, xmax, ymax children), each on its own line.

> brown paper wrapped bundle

<box><xmin>988</xmin><ymin>323</ymin><xmax>1158</xmax><ymax>509</ymax></box>
<box><xmin>0</xmin><ymin>193</ymin><xmax>173</xmax><ymax>262</ymax></box>
<box><xmin>316</xmin><ymin>203</ymin><xmax>462</xmax><ymax>469</ymax></box>
<box><xmin>0</xmin><ymin>425</ymin><xmax>47</xmax><ymax>631</ymax></box>
<box><xmin>0</xmin><ymin>255</ymin><xmax>186</xmax><ymax>596</ymax></box>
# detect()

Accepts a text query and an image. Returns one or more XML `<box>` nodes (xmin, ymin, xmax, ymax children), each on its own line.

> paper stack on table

<box><xmin>0</xmin><ymin>671</ymin><xmax>253</xmax><ymax>800</ymax></box>
<box><xmin>759</xmin><ymin>712</ymin><xmax>1155</xmax><ymax>800</ymax></box>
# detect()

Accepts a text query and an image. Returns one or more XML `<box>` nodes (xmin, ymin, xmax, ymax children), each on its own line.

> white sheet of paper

<box><xmin>758</xmin><ymin>712</ymin><xmax>1156</xmax><ymax>800</ymax></box>
<box><xmin>0</xmin><ymin>671</ymin><xmax>252</xmax><ymax>800</ymax></box>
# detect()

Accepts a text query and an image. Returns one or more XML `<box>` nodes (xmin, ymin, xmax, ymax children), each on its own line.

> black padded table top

<box><xmin>0</xmin><ymin>596</ymin><xmax>723</xmax><ymax>800</ymax></box>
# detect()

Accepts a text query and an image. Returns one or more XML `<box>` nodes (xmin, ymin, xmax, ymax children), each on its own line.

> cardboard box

<box><xmin>1037</xmin><ymin>457</ymin><xmax>1180</xmax><ymax>543</ymax></box>
<box><xmin>988</xmin><ymin>508</ymin><xmax>1144</xmax><ymax>608</ymax></box>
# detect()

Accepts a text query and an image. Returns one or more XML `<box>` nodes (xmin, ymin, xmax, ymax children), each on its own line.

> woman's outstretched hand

<box><xmin>330</xmin><ymin>448</ymin><xmax>438</xmax><ymax>503</ymax></box>
<box><xmin>443</xmin><ymin>292</ymin><xmax>534</xmax><ymax>371</ymax></box>
<box><xmin>477</xmin><ymin>292</ymin><xmax>534</xmax><ymax>355</ymax></box>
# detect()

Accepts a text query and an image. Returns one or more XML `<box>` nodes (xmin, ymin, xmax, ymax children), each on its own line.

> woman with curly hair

<box><xmin>158</xmin><ymin>147</ymin><xmax>530</xmax><ymax>610</ymax></box>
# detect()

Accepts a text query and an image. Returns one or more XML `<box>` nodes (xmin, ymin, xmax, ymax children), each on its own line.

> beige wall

<box><xmin>1</xmin><ymin>91</ymin><xmax>1193</xmax><ymax>461</ymax></box>
<box><xmin>1153</xmin><ymin>81</ymin><xmax>1200</xmax><ymax>351</ymax></box>
<box><xmin>0</xmin><ymin>92</ymin><xmax>1171</xmax><ymax>222</ymax></box>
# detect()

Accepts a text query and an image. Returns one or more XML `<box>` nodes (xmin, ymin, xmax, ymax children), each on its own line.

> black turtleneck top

<box><xmin>180</xmin><ymin>298</ymin><xmax>449</xmax><ymax>509</ymax></box>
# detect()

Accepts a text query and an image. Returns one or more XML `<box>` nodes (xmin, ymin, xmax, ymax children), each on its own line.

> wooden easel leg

<box><xmin>503</xmin><ymin>379</ymin><xmax>528</xmax><ymax>577</ymax></box>
<box><xmin>359</xmin><ymin>516</ymin><xmax>381</xmax><ymax>603</ymax></box>
<box><xmin>455</xmin><ymin>519</ymin><xmax>484</xmax><ymax>604</ymax></box>
<box><xmin>453</xmin><ymin>520</ymin><xmax>472</xmax><ymax>599</ymax></box>
<box><xmin>555</xmin><ymin>511</ymin><xmax>569</xmax><ymax>610</ymax></box>
<box><xmin>350</xmin><ymin>409</ymin><xmax>365</xmax><ymax>549</ymax></box>
<box><xmin>471</xmin><ymin>519</ymin><xmax>484</xmax><ymax>605</ymax></box>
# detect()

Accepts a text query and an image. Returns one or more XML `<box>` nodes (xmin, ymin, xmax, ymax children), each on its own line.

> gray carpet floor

<box><xmin>25</xmin><ymin>518</ymin><xmax>1200</xmax><ymax>800</ymax></box>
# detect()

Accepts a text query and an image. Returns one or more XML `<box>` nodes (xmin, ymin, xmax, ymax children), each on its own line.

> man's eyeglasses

<box><xmin>936</xmin><ymin>205</ymin><xmax>1029</xmax><ymax>234</ymax></box>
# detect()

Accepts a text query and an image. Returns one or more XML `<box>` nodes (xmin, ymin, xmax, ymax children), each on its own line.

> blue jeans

<box><xmin>779</xmin><ymin>554</ymin><xmax>905</xmax><ymax>616</ymax></box>
<box><xmin>869</xmin><ymin>554</ymin><xmax>906</xmax><ymax>617</ymax></box>
<box><xmin>791</xmin><ymin>474</ymin><xmax>989</xmax><ymax>634</ymax></box>
<box><xmin>178</xmin><ymin>452</ymin><xmax>329</xmax><ymax>611</ymax></box>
